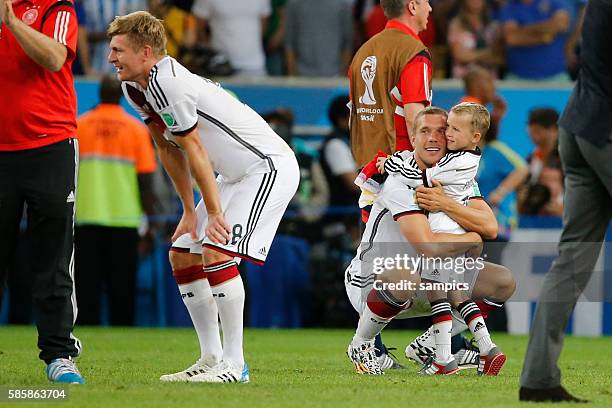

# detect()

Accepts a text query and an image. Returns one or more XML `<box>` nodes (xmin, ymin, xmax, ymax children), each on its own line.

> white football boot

<box><xmin>160</xmin><ymin>358</ymin><xmax>216</xmax><ymax>382</ymax></box>
<box><xmin>189</xmin><ymin>360</ymin><xmax>250</xmax><ymax>383</ymax></box>
<box><xmin>347</xmin><ymin>340</ymin><xmax>383</xmax><ymax>375</ymax></box>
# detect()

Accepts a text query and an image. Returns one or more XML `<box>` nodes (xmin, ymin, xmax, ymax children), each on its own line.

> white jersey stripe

<box><xmin>69</xmin><ymin>139</ymin><xmax>82</xmax><ymax>355</ymax></box>
<box><xmin>423</xmin><ymin>63</ymin><xmax>430</xmax><ymax>103</ymax></box>
<box><xmin>53</xmin><ymin>12</ymin><xmax>62</xmax><ymax>43</ymax></box>
<box><xmin>390</xmin><ymin>86</ymin><xmax>402</xmax><ymax>104</ymax></box>
<box><xmin>59</xmin><ymin>12</ymin><xmax>67</xmax><ymax>45</ymax></box>
<box><xmin>62</xmin><ymin>12</ymin><xmax>70</xmax><ymax>46</ymax></box>
<box><xmin>56</xmin><ymin>11</ymin><xmax>68</xmax><ymax>45</ymax></box>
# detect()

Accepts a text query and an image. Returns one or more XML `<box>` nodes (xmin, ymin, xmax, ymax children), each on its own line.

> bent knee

<box><xmin>496</xmin><ymin>266</ymin><xmax>517</xmax><ymax>300</ymax></box>
<box><xmin>203</xmin><ymin>247</ymin><xmax>233</xmax><ymax>266</ymax></box>
<box><xmin>169</xmin><ymin>250</ymin><xmax>202</xmax><ymax>270</ymax></box>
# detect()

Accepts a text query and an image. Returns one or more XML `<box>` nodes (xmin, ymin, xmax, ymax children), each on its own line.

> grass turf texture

<box><xmin>0</xmin><ymin>326</ymin><xmax>611</xmax><ymax>407</ymax></box>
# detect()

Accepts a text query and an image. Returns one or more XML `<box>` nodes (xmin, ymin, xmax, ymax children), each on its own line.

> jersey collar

<box><xmin>152</xmin><ymin>56</ymin><xmax>171</xmax><ymax>71</ymax></box>
<box><xmin>385</xmin><ymin>20</ymin><xmax>420</xmax><ymax>41</ymax></box>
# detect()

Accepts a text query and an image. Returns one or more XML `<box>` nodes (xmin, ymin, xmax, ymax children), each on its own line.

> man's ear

<box><xmin>407</xmin><ymin>0</ymin><xmax>417</xmax><ymax>16</ymax></box>
<box><xmin>142</xmin><ymin>45</ymin><xmax>154</xmax><ymax>59</ymax></box>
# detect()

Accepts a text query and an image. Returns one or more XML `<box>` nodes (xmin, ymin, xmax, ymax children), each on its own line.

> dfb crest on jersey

<box><xmin>22</xmin><ymin>8</ymin><xmax>39</xmax><ymax>26</ymax></box>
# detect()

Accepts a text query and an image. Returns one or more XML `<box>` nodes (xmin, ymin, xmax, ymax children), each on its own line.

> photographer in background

<box><xmin>518</xmin><ymin>108</ymin><xmax>564</xmax><ymax>216</ymax></box>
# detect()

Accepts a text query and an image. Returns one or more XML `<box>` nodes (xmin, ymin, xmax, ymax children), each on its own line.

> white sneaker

<box><xmin>405</xmin><ymin>327</ymin><xmax>435</xmax><ymax>366</ymax></box>
<box><xmin>189</xmin><ymin>360</ymin><xmax>249</xmax><ymax>383</ymax></box>
<box><xmin>159</xmin><ymin>358</ymin><xmax>215</xmax><ymax>382</ymax></box>
<box><xmin>347</xmin><ymin>340</ymin><xmax>383</xmax><ymax>375</ymax></box>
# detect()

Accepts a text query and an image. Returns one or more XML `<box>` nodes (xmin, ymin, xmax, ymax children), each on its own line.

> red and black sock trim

<box><xmin>205</xmin><ymin>260</ymin><xmax>239</xmax><ymax>286</ymax></box>
<box><xmin>430</xmin><ymin>299</ymin><xmax>452</xmax><ymax>324</ymax></box>
<box><xmin>475</xmin><ymin>298</ymin><xmax>504</xmax><ymax>319</ymax></box>
<box><xmin>170</xmin><ymin>246</ymin><xmax>191</xmax><ymax>253</ymax></box>
<box><xmin>457</xmin><ymin>300</ymin><xmax>483</xmax><ymax>324</ymax></box>
<box><xmin>173</xmin><ymin>265</ymin><xmax>206</xmax><ymax>285</ymax></box>
<box><xmin>366</xmin><ymin>288</ymin><xmax>409</xmax><ymax>319</ymax></box>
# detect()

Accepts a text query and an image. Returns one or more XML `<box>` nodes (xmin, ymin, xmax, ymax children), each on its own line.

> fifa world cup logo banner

<box><xmin>359</xmin><ymin>56</ymin><xmax>377</xmax><ymax>105</ymax></box>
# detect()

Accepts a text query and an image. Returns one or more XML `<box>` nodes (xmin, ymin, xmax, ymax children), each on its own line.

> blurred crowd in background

<box><xmin>2</xmin><ymin>0</ymin><xmax>575</xmax><ymax>328</ymax></box>
<box><xmin>73</xmin><ymin>0</ymin><xmax>586</xmax><ymax>81</ymax></box>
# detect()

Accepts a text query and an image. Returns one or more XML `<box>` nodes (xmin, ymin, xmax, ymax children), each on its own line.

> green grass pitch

<box><xmin>1</xmin><ymin>326</ymin><xmax>611</xmax><ymax>407</ymax></box>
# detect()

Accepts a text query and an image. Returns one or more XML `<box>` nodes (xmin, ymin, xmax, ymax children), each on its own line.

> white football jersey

<box><xmin>122</xmin><ymin>56</ymin><xmax>294</xmax><ymax>182</ymax></box>
<box><xmin>384</xmin><ymin>149</ymin><xmax>481</xmax><ymax>233</ymax></box>
<box><xmin>349</xmin><ymin>174</ymin><xmax>421</xmax><ymax>283</ymax></box>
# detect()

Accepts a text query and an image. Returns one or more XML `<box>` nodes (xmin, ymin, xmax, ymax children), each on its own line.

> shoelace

<box><xmin>384</xmin><ymin>347</ymin><xmax>402</xmax><ymax>364</ymax></box>
<box><xmin>48</xmin><ymin>359</ymin><xmax>80</xmax><ymax>380</ymax></box>
<box><xmin>418</xmin><ymin>356</ymin><xmax>437</xmax><ymax>375</ymax></box>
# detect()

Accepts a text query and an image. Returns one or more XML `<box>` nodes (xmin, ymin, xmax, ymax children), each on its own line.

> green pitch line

<box><xmin>0</xmin><ymin>326</ymin><xmax>610</xmax><ymax>408</ymax></box>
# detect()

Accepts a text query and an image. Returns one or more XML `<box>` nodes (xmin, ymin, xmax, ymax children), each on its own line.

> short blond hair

<box><xmin>107</xmin><ymin>11</ymin><xmax>167</xmax><ymax>56</ymax></box>
<box><xmin>412</xmin><ymin>106</ymin><xmax>448</xmax><ymax>136</ymax></box>
<box><xmin>450</xmin><ymin>102</ymin><xmax>490</xmax><ymax>136</ymax></box>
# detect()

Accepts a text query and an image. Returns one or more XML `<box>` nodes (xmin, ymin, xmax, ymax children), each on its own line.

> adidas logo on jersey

<box><xmin>66</xmin><ymin>191</ymin><xmax>75</xmax><ymax>203</ymax></box>
<box><xmin>474</xmin><ymin>322</ymin><xmax>485</xmax><ymax>332</ymax></box>
<box><xmin>258</xmin><ymin>247</ymin><xmax>267</xmax><ymax>256</ymax></box>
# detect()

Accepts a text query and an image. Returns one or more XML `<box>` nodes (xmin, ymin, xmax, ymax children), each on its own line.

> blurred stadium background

<box><xmin>2</xmin><ymin>1</ymin><xmax>611</xmax><ymax>341</ymax></box>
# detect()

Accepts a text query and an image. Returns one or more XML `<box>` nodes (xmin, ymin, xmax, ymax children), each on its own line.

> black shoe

<box><xmin>519</xmin><ymin>386</ymin><xmax>589</xmax><ymax>403</ymax></box>
<box><xmin>451</xmin><ymin>334</ymin><xmax>476</xmax><ymax>354</ymax></box>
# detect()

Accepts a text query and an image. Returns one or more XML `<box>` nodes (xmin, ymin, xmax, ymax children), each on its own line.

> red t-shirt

<box><xmin>386</xmin><ymin>21</ymin><xmax>433</xmax><ymax>152</ymax></box>
<box><xmin>0</xmin><ymin>0</ymin><xmax>78</xmax><ymax>151</ymax></box>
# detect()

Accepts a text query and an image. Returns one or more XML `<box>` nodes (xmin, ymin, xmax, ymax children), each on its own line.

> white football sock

<box><xmin>433</xmin><ymin>320</ymin><xmax>453</xmax><ymax>363</ymax></box>
<box><xmin>211</xmin><ymin>276</ymin><xmax>245</xmax><ymax>369</ymax></box>
<box><xmin>178</xmin><ymin>279</ymin><xmax>223</xmax><ymax>366</ymax></box>
<box><xmin>468</xmin><ymin>315</ymin><xmax>494</xmax><ymax>355</ymax></box>
<box><xmin>353</xmin><ymin>305</ymin><xmax>391</xmax><ymax>344</ymax></box>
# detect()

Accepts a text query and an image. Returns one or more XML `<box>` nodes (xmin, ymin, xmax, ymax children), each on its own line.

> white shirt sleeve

<box><xmin>380</xmin><ymin>174</ymin><xmax>423</xmax><ymax>220</ymax></box>
<box><xmin>426</xmin><ymin>151</ymin><xmax>480</xmax><ymax>187</ymax></box>
<box><xmin>122</xmin><ymin>82</ymin><xmax>150</xmax><ymax>122</ymax></box>
<box><xmin>192</xmin><ymin>0</ymin><xmax>211</xmax><ymax>19</ymax></box>
<box><xmin>153</xmin><ymin>77</ymin><xmax>199</xmax><ymax>135</ymax></box>
<box><xmin>324</xmin><ymin>138</ymin><xmax>357</xmax><ymax>175</ymax></box>
<box><xmin>383</xmin><ymin>151</ymin><xmax>423</xmax><ymax>190</ymax></box>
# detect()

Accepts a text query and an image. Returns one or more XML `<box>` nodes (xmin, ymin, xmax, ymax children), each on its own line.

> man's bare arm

<box><xmin>148</xmin><ymin>124</ymin><xmax>195</xmax><ymax>214</ymax></box>
<box><xmin>403</xmin><ymin>103</ymin><xmax>426</xmax><ymax>140</ymax></box>
<box><xmin>503</xmin><ymin>21</ymin><xmax>552</xmax><ymax>47</ymax></box>
<box><xmin>504</xmin><ymin>11</ymin><xmax>570</xmax><ymax>47</ymax></box>
<box><xmin>2</xmin><ymin>0</ymin><xmax>67</xmax><ymax>72</ymax></box>
<box><xmin>487</xmin><ymin>166</ymin><xmax>528</xmax><ymax>207</ymax></box>
<box><xmin>397</xmin><ymin>214</ymin><xmax>483</xmax><ymax>258</ymax></box>
<box><xmin>172</xmin><ymin>127</ymin><xmax>230</xmax><ymax>243</ymax></box>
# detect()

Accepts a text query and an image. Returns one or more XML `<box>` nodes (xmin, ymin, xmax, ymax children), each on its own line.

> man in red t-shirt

<box><xmin>349</xmin><ymin>0</ymin><xmax>433</xmax><ymax>168</ymax></box>
<box><xmin>0</xmin><ymin>0</ymin><xmax>84</xmax><ymax>384</ymax></box>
